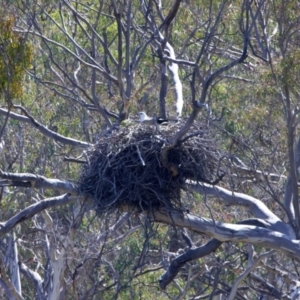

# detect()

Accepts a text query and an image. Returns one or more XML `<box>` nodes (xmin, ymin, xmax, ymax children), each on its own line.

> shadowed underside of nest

<box><xmin>79</xmin><ymin>122</ymin><xmax>223</xmax><ymax>214</ymax></box>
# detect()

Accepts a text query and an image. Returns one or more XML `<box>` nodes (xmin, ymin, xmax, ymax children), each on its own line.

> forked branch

<box><xmin>0</xmin><ymin>194</ymin><xmax>77</xmax><ymax>237</ymax></box>
<box><xmin>0</xmin><ymin>106</ymin><xmax>90</xmax><ymax>148</ymax></box>
<box><xmin>153</xmin><ymin>210</ymin><xmax>300</xmax><ymax>258</ymax></box>
<box><xmin>0</xmin><ymin>170</ymin><xmax>78</xmax><ymax>194</ymax></box>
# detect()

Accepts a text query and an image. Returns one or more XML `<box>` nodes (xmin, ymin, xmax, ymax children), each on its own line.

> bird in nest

<box><xmin>138</xmin><ymin>112</ymin><xmax>169</xmax><ymax>126</ymax></box>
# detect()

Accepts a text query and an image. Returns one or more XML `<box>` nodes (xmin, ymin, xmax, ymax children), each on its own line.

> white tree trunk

<box><xmin>8</xmin><ymin>232</ymin><xmax>22</xmax><ymax>296</ymax></box>
<box><xmin>49</xmin><ymin>250</ymin><xmax>67</xmax><ymax>300</ymax></box>
<box><xmin>165</xmin><ymin>42</ymin><xmax>183</xmax><ymax>117</ymax></box>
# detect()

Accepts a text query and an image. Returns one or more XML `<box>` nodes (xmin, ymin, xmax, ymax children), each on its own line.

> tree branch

<box><xmin>165</xmin><ymin>43</ymin><xmax>183</xmax><ymax>117</ymax></box>
<box><xmin>0</xmin><ymin>194</ymin><xmax>77</xmax><ymax>237</ymax></box>
<box><xmin>152</xmin><ymin>210</ymin><xmax>300</xmax><ymax>259</ymax></box>
<box><xmin>0</xmin><ymin>107</ymin><xmax>90</xmax><ymax>148</ymax></box>
<box><xmin>186</xmin><ymin>182</ymin><xmax>295</xmax><ymax>238</ymax></box>
<box><xmin>170</xmin><ymin>0</ymin><xmax>259</xmax><ymax>144</ymax></box>
<box><xmin>228</xmin><ymin>250</ymin><xmax>275</xmax><ymax>300</ymax></box>
<box><xmin>19</xmin><ymin>262</ymin><xmax>45</xmax><ymax>300</ymax></box>
<box><xmin>158</xmin><ymin>218</ymin><xmax>273</xmax><ymax>289</ymax></box>
<box><xmin>159</xmin><ymin>0</ymin><xmax>182</xmax><ymax>33</ymax></box>
<box><xmin>0</xmin><ymin>170</ymin><xmax>78</xmax><ymax>194</ymax></box>
<box><xmin>14</xmin><ymin>105</ymin><xmax>91</xmax><ymax>148</ymax></box>
<box><xmin>0</xmin><ymin>255</ymin><xmax>24</xmax><ymax>300</ymax></box>
<box><xmin>159</xmin><ymin>238</ymin><xmax>222</xmax><ymax>289</ymax></box>
<box><xmin>285</xmin><ymin>134</ymin><xmax>300</xmax><ymax>234</ymax></box>
<box><xmin>16</xmin><ymin>19</ymin><xmax>119</xmax><ymax>85</ymax></box>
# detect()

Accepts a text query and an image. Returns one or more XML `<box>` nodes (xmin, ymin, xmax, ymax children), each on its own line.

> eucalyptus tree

<box><xmin>0</xmin><ymin>0</ymin><xmax>300</xmax><ymax>299</ymax></box>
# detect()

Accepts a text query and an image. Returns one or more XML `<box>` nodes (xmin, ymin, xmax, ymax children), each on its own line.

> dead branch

<box><xmin>186</xmin><ymin>181</ymin><xmax>294</xmax><ymax>238</ymax></box>
<box><xmin>0</xmin><ymin>107</ymin><xmax>90</xmax><ymax>148</ymax></box>
<box><xmin>159</xmin><ymin>218</ymin><xmax>273</xmax><ymax>289</ymax></box>
<box><xmin>0</xmin><ymin>170</ymin><xmax>78</xmax><ymax>194</ymax></box>
<box><xmin>170</xmin><ymin>0</ymin><xmax>259</xmax><ymax>145</ymax></box>
<box><xmin>152</xmin><ymin>210</ymin><xmax>300</xmax><ymax>259</ymax></box>
<box><xmin>0</xmin><ymin>194</ymin><xmax>77</xmax><ymax>237</ymax></box>
<box><xmin>19</xmin><ymin>262</ymin><xmax>44</xmax><ymax>299</ymax></box>
<box><xmin>159</xmin><ymin>238</ymin><xmax>222</xmax><ymax>289</ymax></box>
<box><xmin>0</xmin><ymin>255</ymin><xmax>24</xmax><ymax>300</ymax></box>
<box><xmin>228</xmin><ymin>250</ymin><xmax>275</xmax><ymax>300</ymax></box>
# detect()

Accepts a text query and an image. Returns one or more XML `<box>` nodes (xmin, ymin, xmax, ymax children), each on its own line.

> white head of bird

<box><xmin>138</xmin><ymin>111</ymin><xmax>152</xmax><ymax>123</ymax></box>
<box><xmin>138</xmin><ymin>112</ymin><xmax>168</xmax><ymax>125</ymax></box>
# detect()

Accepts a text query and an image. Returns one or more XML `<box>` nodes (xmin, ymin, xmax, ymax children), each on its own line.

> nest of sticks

<box><xmin>79</xmin><ymin>121</ymin><xmax>224</xmax><ymax>214</ymax></box>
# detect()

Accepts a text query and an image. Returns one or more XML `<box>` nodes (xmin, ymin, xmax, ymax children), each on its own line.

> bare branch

<box><xmin>165</xmin><ymin>43</ymin><xmax>183</xmax><ymax>117</ymax></box>
<box><xmin>159</xmin><ymin>218</ymin><xmax>273</xmax><ymax>289</ymax></box>
<box><xmin>159</xmin><ymin>0</ymin><xmax>182</xmax><ymax>33</ymax></box>
<box><xmin>7</xmin><ymin>233</ymin><xmax>22</xmax><ymax>296</ymax></box>
<box><xmin>152</xmin><ymin>210</ymin><xmax>300</xmax><ymax>258</ymax></box>
<box><xmin>285</xmin><ymin>134</ymin><xmax>300</xmax><ymax>232</ymax></box>
<box><xmin>97</xmin><ymin>212</ymin><xmax>131</xmax><ymax>242</ymax></box>
<box><xmin>16</xmin><ymin>21</ymin><xmax>119</xmax><ymax>85</ymax></box>
<box><xmin>161</xmin><ymin>55</ymin><xmax>196</xmax><ymax>67</ymax></box>
<box><xmin>158</xmin><ymin>57</ymin><xmax>168</xmax><ymax>118</ymax></box>
<box><xmin>7</xmin><ymin>106</ymin><xmax>91</xmax><ymax>148</ymax></box>
<box><xmin>159</xmin><ymin>238</ymin><xmax>222</xmax><ymax>289</ymax></box>
<box><xmin>228</xmin><ymin>250</ymin><xmax>275</xmax><ymax>300</ymax></box>
<box><xmin>19</xmin><ymin>262</ymin><xmax>45</xmax><ymax>300</ymax></box>
<box><xmin>0</xmin><ymin>194</ymin><xmax>77</xmax><ymax>237</ymax></box>
<box><xmin>0</xmin><ymin>108</ymin><xmax>30</xmax><ymax>123</ymax></box>
<box><xmin>186</xmin><ymin>182</ymin><xmax>295</xmax><ymax>238</ymax></box>
<box><xmin>249</xmin><ymin>273</ymin><xmax>283</xmax><ymax>298</ymax></box>
<box><xmin>0</xmin><ymin>170</ymin><xmax>78</xmax><ymax>194</ymax></box>
<box><xmin>170</xmin><ymin>0</ymin><xmax>259</xmax><ymax>144</ymax></box>
<box><xmin>0</xmin><ymin>255</ymin><xmax>24</xmax><ymax>300</ymax></box>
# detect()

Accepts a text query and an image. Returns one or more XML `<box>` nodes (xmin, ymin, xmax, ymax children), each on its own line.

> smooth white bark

<box><xmin>165</xmin><ymin>43</ymin><xmax>183</xmax><ymax>117</ymax></box>
<box><xmin>9</xmin><ymin>233</ymin><xmax>22</xmax><ymax>296</ymax></box>
<box><xmin>186</xmin><ymin>182</ymin><xmax>295</xmax><ymax>238</ymax></box>
<box><xmin>153</xmin><ymin>211</ymin><xmax>300</xmax><ymax>258</ymax></box>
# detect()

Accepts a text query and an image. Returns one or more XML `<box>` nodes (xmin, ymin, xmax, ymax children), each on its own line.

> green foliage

<box><xmin>0</xmin><ymin>15</ymin><xmax>32</xmax><ymax>101</ymax></box>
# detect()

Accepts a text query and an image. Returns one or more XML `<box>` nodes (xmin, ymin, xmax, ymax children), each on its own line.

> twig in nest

<box><xmin>136</xmin><ymin>145</ymin><xmax>145</xmax><ymax>166</ymax></box>
<box><xmin>64</xmin><ymin>156</ymin><xmax>86</xmax><ymax>164</ymax></box>
<box><xmin>178</xmin><ymin>131</ymin><xmax>206</xmax><ymax>144</ymax></box>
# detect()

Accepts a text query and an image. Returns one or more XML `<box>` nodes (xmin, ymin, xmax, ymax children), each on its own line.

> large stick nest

<box><xmin>79</xmin><ymin>121</ymin><xmax>224</xmax><ymax>214</ymax></box>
